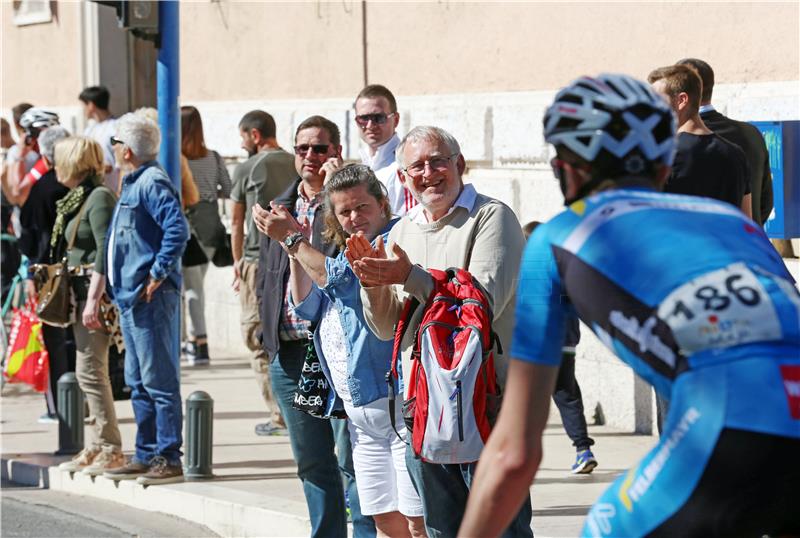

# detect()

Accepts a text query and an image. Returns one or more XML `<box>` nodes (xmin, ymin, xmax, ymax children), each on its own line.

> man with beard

<box><xmin>230</xmin><ymin>110</ymin><xmax>296</xmax><ymax>436</ymax></box>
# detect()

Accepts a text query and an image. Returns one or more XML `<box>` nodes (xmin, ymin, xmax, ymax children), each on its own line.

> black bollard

<box><xmin>185</xmin><ymin>390</ymin><xmax>214</xmax><ymax>480</ymax></box>
<box><xmin>56</xmin><ymin>372</ymin><xmax>84</xmax><ymax>455</ymax></box>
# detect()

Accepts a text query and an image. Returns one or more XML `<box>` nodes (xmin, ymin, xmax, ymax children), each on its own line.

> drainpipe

<box><xmin>157</xmin><ymin>1</ymin><xmax>180</xmax><ymax>191</ymax></box>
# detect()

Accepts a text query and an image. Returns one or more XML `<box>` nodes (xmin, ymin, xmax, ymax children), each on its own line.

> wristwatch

<box><xmin>283</xmin><ymin>232</ymin><xmax>307</xmax><ymax>253</ymax></box>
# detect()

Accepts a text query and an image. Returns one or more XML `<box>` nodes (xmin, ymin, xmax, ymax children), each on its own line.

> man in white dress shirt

<box><xmin>354</xmin><ymin>85</ymin><xmax>416</xmax><ymax>216</ymax></box>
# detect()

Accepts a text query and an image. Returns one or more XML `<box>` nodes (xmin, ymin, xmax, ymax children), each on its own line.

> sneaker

<box><xmin>184</xmin><ymin>341</ymin><xmax>210</xmax><ymax>366</ymax></box>
<box><xmin>38</xmin><ymin>412</ymin><xmax>58</xmax><ymax>424</ymax></box>
<box><xmin>571</xmin><ymin>449</ymin><xmax>598</xmax><ymax>474</ymax></box>
<box><xmin>103</xmin><ymin>459</ymin><xmax>150</xmax><ymax>480</ymax></box>
<box><xmin>136</xmin><ymin>456</ymin><xmax>184</xmax><ymax>486</ymax></box>
<box><xmin>254</xmin><ymin>421</ymin><xmax>287</xmax><ymax>436</ymax></box>
<box><xmin>59</xmin><ymin>447</ymin><xmax>100</xmax><ymax>472</ymax></box>
<box><xmin>82</xmin><ymin>450</ymin><xmax>125</xmax><ymax>476</ymax></box>
<box><xmin>182</xmin><ymin>341</ymin><xmax>196</xmax><ymax>360</ymax></box>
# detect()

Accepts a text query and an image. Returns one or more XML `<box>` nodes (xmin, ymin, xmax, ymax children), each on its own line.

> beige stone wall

<box><xmin>179</xmin><ymin>1</ymin><xmax>365</xmax><ymax>101</ymax></box>
<box><xmin>180</xmin><ymin>1</ymin><xmax>799</xmax><ymax>102</ymax></box>
<box><xmin>3</xmin><ymin>2</ymin><xmax>797</xmax><ymax>109</ymax></box>
<box><xmin>1</xmin><ymin>2</ymin><xmax>83</xmax><ymax>108</ymax></box>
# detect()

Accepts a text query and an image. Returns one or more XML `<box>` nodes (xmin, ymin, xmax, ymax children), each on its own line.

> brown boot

<box><xmin>136</xmin><ymin>456</ymin><xmax>184</xmax><ymax>486</ymax></box>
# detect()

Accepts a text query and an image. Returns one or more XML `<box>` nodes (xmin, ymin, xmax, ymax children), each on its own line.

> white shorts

<box><xmin>344</xmin><ymin>397</ymin><xmax>423</xmax><ymax>517</ymax></box>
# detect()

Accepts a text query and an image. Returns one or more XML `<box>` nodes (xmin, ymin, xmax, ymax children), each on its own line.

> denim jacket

<box><xmin>292</xmin><ymin>219</ymin><xmax>399</xmax><ymax>410</ymax></box>
<box><xmin>107</xmin><ymin>161</ymin><xmax>188</xmax><ymax>311</ymax></box>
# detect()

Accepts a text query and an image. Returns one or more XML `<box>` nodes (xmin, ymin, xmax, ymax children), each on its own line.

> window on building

<box><xmin>12</xmin><ymin>0</ymin><xmax>53</xmax><ymax>26</ymax></box>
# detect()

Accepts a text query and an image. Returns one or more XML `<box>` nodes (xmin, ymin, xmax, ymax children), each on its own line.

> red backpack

<box><xmin>387</xmin><ymin>268</ymin><xmax>501</xmax><ymax>464</ymax></box>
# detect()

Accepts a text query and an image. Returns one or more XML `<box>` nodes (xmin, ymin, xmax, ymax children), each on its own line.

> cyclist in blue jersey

<box><xmin>459</xmin><ymin>73</ymin><xmax>800</xmax><ymax>538</ymax></box>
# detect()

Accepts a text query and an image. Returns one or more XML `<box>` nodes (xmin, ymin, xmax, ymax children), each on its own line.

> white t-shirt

<box><xmin>84</xmin><ymin>118</ymin><xmax>120</xmax><ymax>193</ymax></box>
<box><xmin>319</xmin><ymin>301</ymin><xmax>352</xmax><ymax>403</ymax></box>
<box><xmin>5</xmin><ymin>145</ymin><xmax>40</xmax><ymax>171</ymax></box>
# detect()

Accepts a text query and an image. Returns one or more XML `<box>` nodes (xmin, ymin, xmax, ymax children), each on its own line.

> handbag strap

<box><xmin>64</xmin><ymin>198</ymin><xmax>90</xmax><ymax>258</ymax></box>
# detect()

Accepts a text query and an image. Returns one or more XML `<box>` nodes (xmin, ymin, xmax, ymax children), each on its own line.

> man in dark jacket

<box><xmin>252</xmin><ymin>115</ymin><xmax>374</xmax><ymax>538</ymax></box>
<box><xmin>677</xmin><ymin>58</ymin><xmax>774</xmax><ymax>226</ymax></box>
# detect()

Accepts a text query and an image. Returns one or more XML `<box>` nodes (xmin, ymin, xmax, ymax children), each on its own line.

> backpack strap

<box><xmin>390</xmin><ymin>296</ymin><xmax>420</xmax><ymax>379</ymax></box>
<box><xmin>387</xmin><ymin>296</ymin><xmax>421</xmax><ymax>445</ymax></box>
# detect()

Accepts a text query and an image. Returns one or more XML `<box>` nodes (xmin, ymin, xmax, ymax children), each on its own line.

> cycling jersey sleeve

<box><xmin>511</xmin><ymin>224</ymin><xmax>571</xmax><ymax>366</ymax></box>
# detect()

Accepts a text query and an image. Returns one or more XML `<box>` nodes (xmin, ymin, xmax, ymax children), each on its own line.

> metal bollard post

<box><xmin>56</xmin><ymin>372</ymin><xmax>84</xmax><ymax>455</ymax></box>
<box><xmin>185</xmin><ymin>390</ymin><xmax>214</xmax><ymax>480</ymax></box>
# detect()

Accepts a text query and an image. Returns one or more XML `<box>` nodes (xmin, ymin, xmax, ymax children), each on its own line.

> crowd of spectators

<box><xmin>0</xmin><ymin>56</ymin><xmax>776</xmax><ymax>535</ymax></box>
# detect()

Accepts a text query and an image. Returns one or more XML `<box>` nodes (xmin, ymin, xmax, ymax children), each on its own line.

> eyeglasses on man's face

<box><xmin>354</xmin><ymin>112</ymin><xmax>396</xmax><ymax>127</ymax></box>
<box><xmin>110</xmin><ymin>136</ymin><xmax>125</xmax><ymax>146</ymax></box>
<box><xmin>294</xmin><ymin>144</ymin><xmax>331</xmax><ymax>156</ymax></box>
<box><xmin>402</xmin><ymin>153</ymin><xmax>458</xmax><ymax>177</ymax></box>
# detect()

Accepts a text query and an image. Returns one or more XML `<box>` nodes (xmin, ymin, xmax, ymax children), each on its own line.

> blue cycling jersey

<box><xmin>513</xmin><ymin>187</ymin><xmax>799</xmax><ymax>426</ymax></box>
<box><xmin>513</xmin><ymin>186</ymin><xmax>800</xmax><ymax>536</ymax></box>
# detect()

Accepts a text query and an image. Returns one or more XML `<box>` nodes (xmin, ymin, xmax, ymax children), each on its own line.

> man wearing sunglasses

<box><xmin>251</xmin><ymin>116</ymin><xmax>374</xmax><ymax>538</ymax></box>
<box><xmin>355</xmin><ymin>84</ymin><xmax>416</xmax><ymax>217</ymax></box>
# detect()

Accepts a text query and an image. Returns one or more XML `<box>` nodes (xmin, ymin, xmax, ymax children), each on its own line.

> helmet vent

<box><xmin>557</xmin><ymin>117</ymin><xmax>582</xmax><ymax>130</ymax></box>
<box><xmin>628</xmin><ymin>104</ymin><xmax>655</xmax><ymax>120</ymax></box>
<box><xmin>560</xmin><ymin>94</ymin><xmax>583</xmax><ymax>105</ymax></box>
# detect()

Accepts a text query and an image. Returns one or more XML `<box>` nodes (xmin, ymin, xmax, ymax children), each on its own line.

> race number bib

<box><xmin>657</xmin><ymin>263</ymin><xmax>782</xmax><ymax>353</ymax></box>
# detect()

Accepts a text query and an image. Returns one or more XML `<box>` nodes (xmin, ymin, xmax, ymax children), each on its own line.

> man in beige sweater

<box><xmin>347</xmin><ymin>126</ymin><xmax>532</xmax><ymax>537</ymax></box>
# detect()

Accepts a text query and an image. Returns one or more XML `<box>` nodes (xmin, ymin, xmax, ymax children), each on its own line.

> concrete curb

<box><xmin>1</xmin><ymin>456</ymin><xmax>53</xmax><ymax>488</ymax></box>
<box><xmin>2</xmin><ymin>456</ymin><xmax>311</xmax><ymax>537</ymax></box>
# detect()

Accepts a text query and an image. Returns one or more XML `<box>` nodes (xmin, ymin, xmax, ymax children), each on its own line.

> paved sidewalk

<box><xmin>1</xmin><ymin>350</ymin><xmax>658</xmax><ymax>537</ymax></box>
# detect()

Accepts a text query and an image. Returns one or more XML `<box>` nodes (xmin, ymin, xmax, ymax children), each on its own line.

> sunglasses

<box><xmin>550</xmin><ymin>157</ymin><xmax>566</xmax><ymax>182</ymax></box>
<box><xmin>354</xmin><ymin>112</ymin><xmax>395</xmax><ymax>127</ymax></box>
<box><xmin>110</xmin><ymin>136</ymin><xmax>125</xmax><ymax>146</ymax></box>
<box><xmin>294</xmin><ymin>144</ymin><xmax>331</xmax><ymax>156</ymax></box>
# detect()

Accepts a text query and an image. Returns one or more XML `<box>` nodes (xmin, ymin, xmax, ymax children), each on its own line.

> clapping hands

<box><xmin>252</xmin><ymin>201</ymin><xmax>309</xmax><ymax>243</ymax></box>
<box><xmin>345</xmin><ymin>233</ymin><xmax>412</xmax><ymax>287</ymax></box>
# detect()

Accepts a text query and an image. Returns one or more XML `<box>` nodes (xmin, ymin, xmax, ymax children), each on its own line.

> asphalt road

<box><xmin>1</xmin><ymin>478</ymin><xmax>217</xmax><ymax>538</ymax></box>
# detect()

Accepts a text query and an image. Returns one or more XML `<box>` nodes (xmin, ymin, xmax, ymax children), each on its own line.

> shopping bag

<box><xmin>4</xmin><ymin>305</ymin><xmax>50</xmax><ymax>392</ymax></box>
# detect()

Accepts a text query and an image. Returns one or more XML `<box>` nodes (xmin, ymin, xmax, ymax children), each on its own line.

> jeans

<box><xmin>120</xmin><ymin>284</ymin><xmax>183</xmax><ymax>465</ymax></box>
<box><xmin>553</xmin><ymin>351</ymin><xmax>594</xmax><ymax>450</ymax></box>
<box><xmin>269</xmin><ymin>339</ymin><xmax>375</xmax><ymax>538</ymax></box>
<box><xmin>405</xmin><ymin>446</ymin><xmax>533</xmax><ymax>538</ymax></box>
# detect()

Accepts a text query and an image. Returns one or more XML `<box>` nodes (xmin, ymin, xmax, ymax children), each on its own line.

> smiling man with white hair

<box><xmin>103</xmin><ymin>112</ymin><xmax>189</xmax><ymax>486</ymax></box>
<box><xmin>347</xmin><ymin>125</ymin><xmax>532</xmax><ymax>537</ymax></box>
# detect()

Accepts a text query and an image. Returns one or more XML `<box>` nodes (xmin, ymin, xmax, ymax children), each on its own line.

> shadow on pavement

<box><xmin>213</xmin><ymin>459</ymin><xmax>295</xmax><ymax>469</ymax></box>
<box><xmin>533</xmin><ymin>504</ymin><xmax>591</xmax><ymax>517</ymax></box>
<box><xmin>534</xmin><ymin>470</ymin><xmax>621</xmax><ymax>485</ymax></box>
<box><xmin>209</xmin><ymin>472</ymin><xmax>298</xmax><ymax>482</ymax></box>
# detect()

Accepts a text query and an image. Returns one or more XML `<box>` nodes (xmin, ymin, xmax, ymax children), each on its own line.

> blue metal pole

<box><xmin>157</xmin><ymin>1</ymin><xmax>180</xmax><ymax>191</ymax></box>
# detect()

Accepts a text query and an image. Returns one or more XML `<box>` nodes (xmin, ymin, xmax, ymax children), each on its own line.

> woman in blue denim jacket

<box><xmin>265</xmin><ymin>164</ymin><xmax>425</xmax><ymax>538</ymax></box>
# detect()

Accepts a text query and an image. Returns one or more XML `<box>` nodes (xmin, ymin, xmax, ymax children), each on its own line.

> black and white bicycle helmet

<box><xmin>19</xmin><ymin>108</ymin><xmax>60</xmax><ymax>131</ymax></box>
<box><xmin>544</xmin><ymin>74</ymin><xmax>676</xmax><ymax>177</ymax></box>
